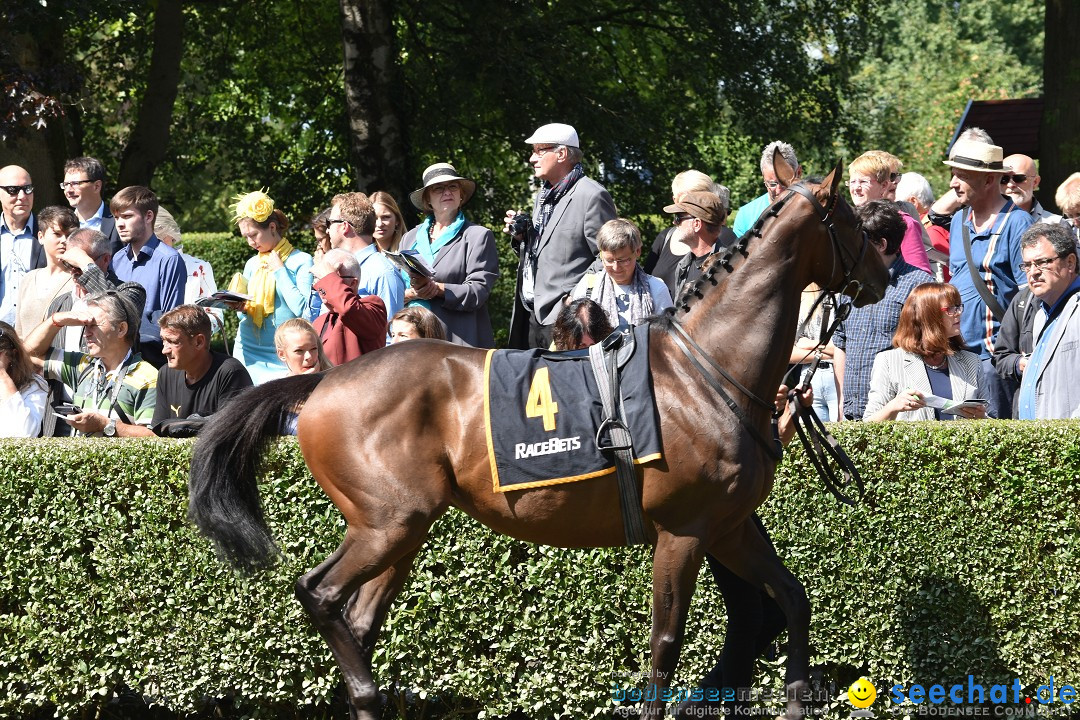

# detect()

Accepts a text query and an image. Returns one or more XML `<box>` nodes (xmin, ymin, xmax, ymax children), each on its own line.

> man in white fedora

<box><xmin>945</xmin><ymin>137</ymin><xmax>1034</xmax><ymax>418</ymax></box>
<box><xmin>503</xmin><ymin>122</ymin><xmax>616</xmax><ymax>349</ymax></box>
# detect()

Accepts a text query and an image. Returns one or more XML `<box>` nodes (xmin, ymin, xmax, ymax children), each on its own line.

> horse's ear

<box><xmin>821</xmin><ymin>159</ymin><xmax>844</xmax><ymax>201</ymax></box>
<box><xmin>773</xmin><ymin>148</ymin><xmax>795</xmax><ymax>186</ymax></box>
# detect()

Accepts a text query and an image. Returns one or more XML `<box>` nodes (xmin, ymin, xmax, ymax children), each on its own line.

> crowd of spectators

<box><xmin>2</xmin><ymin>123</ymin><xmax>1079</xmax><ymax>438</ymax></box>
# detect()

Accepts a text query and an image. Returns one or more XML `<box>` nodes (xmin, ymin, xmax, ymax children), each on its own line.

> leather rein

<box><xmin>665</xmin><ymin>180</ymin><xmax>869</xmax><ymax>504</ymax></box>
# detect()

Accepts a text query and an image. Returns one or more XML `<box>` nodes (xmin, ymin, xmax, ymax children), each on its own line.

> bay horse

<box><xmin>188</xmin><ymin>157</ymin><xmax>889</xmax><ymax>719</ymax></box>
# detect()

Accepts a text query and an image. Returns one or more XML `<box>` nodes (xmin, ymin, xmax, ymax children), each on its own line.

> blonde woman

<box><xmin>228</xmin><ymin>190</ymin><xmax>313</xmax><ymax>384</ymax></box>
<box><xmin>371</xmin><ymin>191</ymin><xmax>406</xmax><ymax>253</ymax></box>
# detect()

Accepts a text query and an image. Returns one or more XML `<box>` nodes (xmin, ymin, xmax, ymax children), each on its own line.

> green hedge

<box><xmin>1</xmin><ymin>422</ymin><xmax>1078</xmax><ymax>718</ymax></box>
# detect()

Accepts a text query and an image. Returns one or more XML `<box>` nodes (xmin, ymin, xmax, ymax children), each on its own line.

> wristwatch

<box><xmin>103</xmin><ymin>419</ymin><xmax>117</xmax><ymax>437</ymax></box>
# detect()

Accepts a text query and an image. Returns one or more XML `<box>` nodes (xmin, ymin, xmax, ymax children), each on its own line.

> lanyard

<box><xmin>90</xmin><ymin>352</ymin><xmax>134</xmax><ymax>414</ymax></box>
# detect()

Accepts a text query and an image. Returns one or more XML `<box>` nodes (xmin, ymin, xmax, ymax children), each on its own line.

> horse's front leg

<box><xmin>710</xmin><ymin>521</ymin><xmax>811</xmax><ymax>720</ymax></box>
<box><xmin>644</xmin><ymin>531</ymin><xmax>705</xmax><ymax>719</ymax></box>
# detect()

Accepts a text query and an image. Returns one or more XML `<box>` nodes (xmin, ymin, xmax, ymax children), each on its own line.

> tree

<box><xmin>1039</xmin><ymin>0</ymin><xmax>1080</xmax><ymax>204</ymax></box>
<box><xmin>339</xmin><ymin>0</ymin><xmax>408</xmax><ymax>204</ymax></box>
<box><xmin>838</xmin><ymin>0</ymin><xmax>1042</xmax><ymax>195</ymax></box>
<box><xmin>115</xmin><ymin>0</ymin><xmax>186</xmax><ymax>188</ymax></box>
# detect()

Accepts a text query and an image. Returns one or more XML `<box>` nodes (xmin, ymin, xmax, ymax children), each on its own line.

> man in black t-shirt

<box><xmin>152</xmin><ymin>305</ymin><xmax>252</xmax><ymax>432</ymax></box>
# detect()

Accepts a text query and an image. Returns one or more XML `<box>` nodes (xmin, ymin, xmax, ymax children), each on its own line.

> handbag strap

<box><xmin>961</xmin><ymin>211</ymin><xmax>1006</xmax><ymax>321</ymax></box>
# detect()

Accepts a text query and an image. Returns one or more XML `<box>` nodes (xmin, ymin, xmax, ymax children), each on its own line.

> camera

<box><xmin>508</xmin><ymin>212</ymin><xmax>532</xmax><ymax>239</ymax></box>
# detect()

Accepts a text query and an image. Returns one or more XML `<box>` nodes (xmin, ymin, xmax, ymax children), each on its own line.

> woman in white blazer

<box><xmin>864</xmin><ymin>282</ymin><xmax>987</xmax><ymax>421</ymax></box>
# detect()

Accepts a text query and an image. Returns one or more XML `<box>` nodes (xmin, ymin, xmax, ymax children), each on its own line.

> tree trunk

<box><xmin>116</xmin><ymin>0</ymin><xmax>186</xmax><ymax>190</ymax></box>
<box><xmin>1038</xmin><ymin>0</ymin><xmax>1080</xmax><ymax>208</ymax></box>
<box><xmin>338</xmin><ymin>0</ymin><xmax>408</xmax><ymax>202</ymax></box>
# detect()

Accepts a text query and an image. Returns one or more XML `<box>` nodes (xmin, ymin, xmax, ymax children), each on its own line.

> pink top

<box><xmin>899</xmin><ymin>211</ymin><xmax>931</xmax><ymax>274</ymax></box>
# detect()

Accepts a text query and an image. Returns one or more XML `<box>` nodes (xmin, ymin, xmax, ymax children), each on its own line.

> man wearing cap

<box><xmin>25</xmin><ymin>288</ymin><xmax>158</xmax><ymax>437</ymax></box>
<box><xmin>328</xmin><ymin>191</ymin><xmax>404</xmax><ymax>329</ymax></box>
<box><xmin>504</xmin><ymin>123</ymin><xmax>617</xmax><ymax>349</ymax></box>
<box><xmin>0</xmin><ymin>164</ymin><xmax>46</xmax><ymax>326</ymax></box>
<box><xmin>731</xmin><ymin>141</ymin><xmax>802</xmax><ymax>239</ymax></box>
<box><xmin>945</xmin><ymin>138</ymin><xmax>1034</xmax><ymax>419</ymax></box>
<box><xmin>665</xmin><ymin>192</ymin><xmax>729</xmax><ymax>300</ymax></box>
<box><xmin>1001</xmin><ymin>154</ymin><xmax>1064</xmax><ymax>226</ymax></box>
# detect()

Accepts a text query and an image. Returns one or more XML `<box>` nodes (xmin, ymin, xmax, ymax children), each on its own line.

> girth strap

<box><xmin>666</xmin><ymin>318</ymin><xmax>783</xmax><ymax>461</ymax></box>
<box><xmin>588</xmin><ymin>335</ymin><xmax>649</xmax><ymax>546</ymax></box>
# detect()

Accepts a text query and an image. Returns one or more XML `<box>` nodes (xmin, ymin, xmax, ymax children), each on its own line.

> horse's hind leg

<box><xmin>643</xmin><ymin>531</ymin><xmax>705</xmax><ymax>719</ymax></box>
<box><xmin>344</xmin><ymin>546</ymin><xmax>422</xmax><ymax>666</ymax></box>
<box><xmin>295</xmin><ymin>529</ymin><xmax>426</xmax><ymax>720</ymax></box>
<box><xmin>709</xmin><ymin>521</ymin><xmax>811</xmax><ymax>720</ymax></box>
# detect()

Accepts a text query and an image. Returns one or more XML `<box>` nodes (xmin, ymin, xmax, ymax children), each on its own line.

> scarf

<box><xmin>591</xmin><ymin>266</ymin><xmax>654</xmax><ymax>331</ymax></box>
<box><xmin>414</xmin><ymin>211</ymin><xmax>465</xmax><ymax>267</ymax></box>
<box><xmin>533</xmin><ymin>162</ymin><xmax>584</xmax><ymax>239</ymax></box>
<box><xmin>243</xmin><ymin>237</ymin><xmax>294</xmax><ymax>328</ymax></box>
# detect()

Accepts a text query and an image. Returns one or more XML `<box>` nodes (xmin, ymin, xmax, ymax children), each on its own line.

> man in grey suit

<box><xmin>1015</xmin><ymin>223</ymin><xmax>1080</xmax><ymax>419</ymax></box>
<box><xmin>504</xmin><ymin>123</ymin><xmax>617</xmax><ymax>349</ymax></box>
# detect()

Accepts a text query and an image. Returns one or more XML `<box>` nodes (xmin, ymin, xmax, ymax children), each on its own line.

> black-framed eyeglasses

<box><xmin>0</xmin><ymin>184</ymin><xmax>33</xmax><ymax>196</ymax></box>
<box><xmin>326</xmin><ymin>219</ymin><xmax>346</xmax><ymax>227</ymax></box>
<box><xmin>1000</xmin><ymin>174</ymin><xmax>1029</xmax><ymax>185</ymax></box>
<box><xmin>1018</xmin><ymin>256</ymin><xmax>1064</xmax><ymax>274</ymax></box>
<box><xmin>672</xmin><ymin>215</ymin><xmax>695</xmax><ymax>225</ymax></box>
<box><xmin>60</xmin><ymin>179</ymin><xmax>93</xmax><ymax>190</ymax></box>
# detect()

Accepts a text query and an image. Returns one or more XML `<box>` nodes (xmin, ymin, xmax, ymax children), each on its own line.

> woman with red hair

<box><xmin>864</xmin><ymin>282</ymin><xmax>986</xmax><ymax>421</ymax></box>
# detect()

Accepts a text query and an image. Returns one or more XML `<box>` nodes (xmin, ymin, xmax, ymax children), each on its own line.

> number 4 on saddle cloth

<box><xmin>483</xmin><ymin>324</ymin><xmax>662</xmax><ymax>491</ymax></box>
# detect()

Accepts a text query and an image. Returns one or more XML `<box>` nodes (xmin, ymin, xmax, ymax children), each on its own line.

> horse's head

<box><xmin>775</xmin><ymin>153</ymin><xmax>890</xmax><ymax>307</ymax></box>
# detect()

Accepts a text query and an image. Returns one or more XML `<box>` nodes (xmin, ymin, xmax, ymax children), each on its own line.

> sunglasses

<box><xmin>0</xmin><ymin>184</ymin><xmax>34</xmax><ymax>196</ymax></box>
<box><xmin>999</xmin><ymin>174</ymin><xmax>1028</xmax><ymax>185</ymax></box>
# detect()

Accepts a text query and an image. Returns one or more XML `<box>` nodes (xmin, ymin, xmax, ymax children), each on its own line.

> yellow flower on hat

<box><xmin>232</xmin><ymin>189</ymin><xmax>275</xmax><ymax>224</ymax></box>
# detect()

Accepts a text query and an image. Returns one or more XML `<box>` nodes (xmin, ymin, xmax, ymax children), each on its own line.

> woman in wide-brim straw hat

<box><xmin>228</xmin><ymin>190</ymin><xmax>314</xmax><ymax>384</ymax></box>
<box><xmin>399</xmin><ymin>162</ymin><xmax>499</xmax><ymax>348</ymax></box>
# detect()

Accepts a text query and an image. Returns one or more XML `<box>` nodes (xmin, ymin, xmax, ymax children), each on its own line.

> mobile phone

<box><xmin>53</xmin><ymin>403</ymin><xmax>81</xmax><ymax>417</ymax></box>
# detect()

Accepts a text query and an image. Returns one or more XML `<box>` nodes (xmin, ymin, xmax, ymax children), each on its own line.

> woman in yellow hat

<box><xmin>229</xmin><ymin>190</ymin><xmax>314</xmax><ymax>384</ymax></box>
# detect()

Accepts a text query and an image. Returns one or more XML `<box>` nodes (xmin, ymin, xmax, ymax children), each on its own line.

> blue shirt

<box><xmin>834</xmin><ymin>257</ymin><xmax>933</xmax><ymax>420</ymax></box>
<box><xmin>949</xmin><ymin>199</ymin><xmax>1032</xmax><ymax>358</ymax></box>
<box><xmin>80</xmin><ymin>202</ymin><xmax>105</xmax><ymax>231</ymax></box>
<box><xmin>354</xmin><ymin>243</ymin><xmax>405</xmax><ymax>324</ymax></box>
<box><xmin>0</xmin><ymin>212</ymin><xmax>36</xmax><ymax>326</ymax></box>
<box><xmin>110</xmin><ymin>234</ymin><xmax>186</xmax><ymax>344</ymax></box>
<box><xmin>732</xmin><ymin>193</ymin><xmax>772</xmax><ymax>238</ymax></box>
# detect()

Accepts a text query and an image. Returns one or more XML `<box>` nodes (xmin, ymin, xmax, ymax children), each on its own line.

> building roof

<box><xmin>949</xmin><ymin>98</ymin><xmax>1044</xmax><ymax>157</ymax></box>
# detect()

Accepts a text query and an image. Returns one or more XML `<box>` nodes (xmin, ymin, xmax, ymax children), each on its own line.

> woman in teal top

<box><xmin>229</xmin><ymin>190</ymin><xmax>313</xmax><ymax>384</ymax></box>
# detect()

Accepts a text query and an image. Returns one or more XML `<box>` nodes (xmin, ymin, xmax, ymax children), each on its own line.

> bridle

<box><xmin>664</xmin><ymin>177</ymin><xmax>870</xmax><ymax>503</ymax></box>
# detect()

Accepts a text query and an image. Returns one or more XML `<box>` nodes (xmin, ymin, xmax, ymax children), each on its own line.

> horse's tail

<box><xmin>188</xmin><ymin>372</ymin><xmax>325</xmax><ymax>571</ymax></box>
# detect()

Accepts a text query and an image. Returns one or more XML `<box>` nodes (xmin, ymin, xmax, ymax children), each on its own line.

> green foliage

<box><xmin>840</xmin><ymin>0</ymin><xmax>1043</xmax><ymax>193</ymax></box>
<box><xmin>1</xmin><ymin>422</ymin><xmax>1077</xmax><ymax>718</ymax></box>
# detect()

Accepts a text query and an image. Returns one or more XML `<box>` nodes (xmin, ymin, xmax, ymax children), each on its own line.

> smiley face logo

<box><xmin>848</xmin><ymin>677</ymin><xmax>877</xmax><ymax>709</ymax></box>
